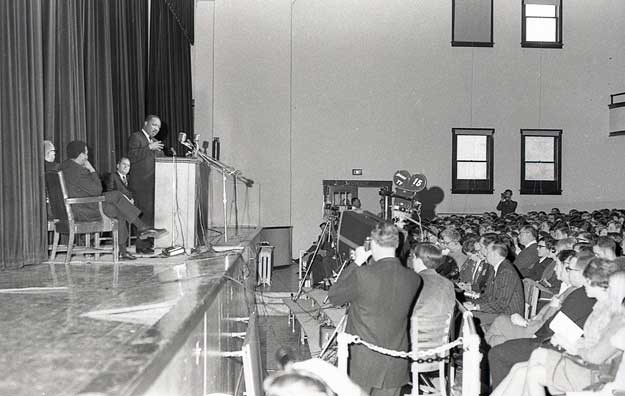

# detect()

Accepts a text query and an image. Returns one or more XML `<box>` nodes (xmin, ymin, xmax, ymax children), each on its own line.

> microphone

<box><xmin>178</xmin><ymin>132</ymin><xmax>187</xmax><ymax>143</ymax></box>
<box><xmin>170</xmin><ymin>147</ymin><xmax>177</xmax><ymax>156</ymax></box>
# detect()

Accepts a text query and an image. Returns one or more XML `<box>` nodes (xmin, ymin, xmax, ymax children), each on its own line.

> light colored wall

<box><xmin>194</xmin><ymin>0</ymin><xmax>625</xmax><ymax>253</ymax></box>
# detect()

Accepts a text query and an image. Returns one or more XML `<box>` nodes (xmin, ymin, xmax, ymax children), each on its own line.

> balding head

<box><xmin>44</xmin><ymin>140</ymin><xmax>56</xmax><ymax>162</ymax></box>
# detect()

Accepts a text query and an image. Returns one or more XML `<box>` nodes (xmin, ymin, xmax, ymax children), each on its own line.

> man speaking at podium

<box><xmin>328</xmin><ymin>222</ymin><xmax>421</xmax><ymax>396</ymax></box>
<box><xmin>128</xmin><ymin>115</ymin><xmax>164</xmax><ymax>254</ymax></box>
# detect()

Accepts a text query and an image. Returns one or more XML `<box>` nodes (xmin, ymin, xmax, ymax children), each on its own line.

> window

<box><xmin>522</xmin><ymin>0</ymin><xmax>563</xmax><ymax>48</ymax></box>
<box><xmin>520</xmin><ymin>129</ymin><xmax>562</xmax><ymax>195</ymax></box>
<box><xmin>452</xmin><ymin>0</ymin><xmax>494</xmax><ymax>47</ymax></box>
<box><xmin>452</xmin><ymin>128</ymin><xmax>494</xmax><ymax>194</ymax></box>
<box><xmin>609</xmin><ymin>92</ymin><xmax>625</xmax><ymax>137</ymax></box>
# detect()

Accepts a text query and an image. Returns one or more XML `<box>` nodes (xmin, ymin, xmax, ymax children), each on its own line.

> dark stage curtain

<box><xmin>42</xmin><ymin>0</ymin><xmax>148</xmax><ymax>170</ymax></box>
<box><xmin>0</xmin><ymin>0</ymin><xmax>47</xmax><ymax>269</ymax></box>
<box><xmin>1</xmin><ymin>0</ymin><xmax>148</xmax><ymax>269</ymax></box>
<box><xmin>146</xmin><ymin>0</ymin><xmax>193</xmax><ymax>155</ymax></box>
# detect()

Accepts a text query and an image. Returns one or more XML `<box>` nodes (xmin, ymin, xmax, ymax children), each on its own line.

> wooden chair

<box><xmin>45</xmin><ymin>170</ymin><xmax>119</xmax><ymax>267</ymax></box>
<box><xmin>523</xmin><ymin>278</ymin><xmax>540</xmax><ymax>319</ymax></box>
<box><xmin>410</xmin><ymin>311</ymin><xmax>455</xmax><ymax>396</ymax></box>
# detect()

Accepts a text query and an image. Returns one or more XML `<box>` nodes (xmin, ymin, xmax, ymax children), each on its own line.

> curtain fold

<box><xmin>164</xmin><ymin>0</ymin><xmax>194</xmax><ymax>45</ymax></box>
<box><xmin>0</xmin><ymin>0</ymin><xmax>47</xmax><ymax>269</ymax></box>
<box><xmin>146</xmin><ymin>0</ymin><xmax>193</xmax><ymax>155</ymax></box>
<box><xmin>1</xmin><ymin>0</ymin><xmax>148</xmax><ymax>269</ymax></box>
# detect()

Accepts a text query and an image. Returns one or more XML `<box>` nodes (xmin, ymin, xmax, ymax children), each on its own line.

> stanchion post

<box><xmin>461</xmin><ymin>312</ymin><xmax>482</xmax><ymax>396</ymax></box>
<box><xmin>337</xmin><ymin>332</ymin><xmax>350</xmax><ymax>374</ymax></box>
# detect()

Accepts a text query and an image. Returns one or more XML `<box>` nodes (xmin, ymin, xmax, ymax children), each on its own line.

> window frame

<box><xmin>451</xmin><ymin>0</ymin><xmax>494</xmax><ymax>47</ymax></box>
<box><xmin>520</xmin><ymin>129</ymin><xmax>562</xmax><ymax>195</ymax></box>
<box><xmin>521</xmin><ymin>0</ymin><xmax>563</xmax><ymax>48</ymax></box>
<box><xmin>451</xmin><ymin>128</ymin><xmax>495</xmax><ymax>194</ymax></box>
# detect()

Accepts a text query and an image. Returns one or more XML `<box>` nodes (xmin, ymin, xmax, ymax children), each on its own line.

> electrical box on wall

<box><xmin>352</xmin><ymin>169</ymin><xmax>363</xmax><ymax>176</ymax></box>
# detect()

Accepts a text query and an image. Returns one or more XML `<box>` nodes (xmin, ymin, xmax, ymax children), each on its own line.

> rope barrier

<box><xmin>339</xmin><ymin>333</ymin><xmax>464</xmax><ymax>360</ymax></box>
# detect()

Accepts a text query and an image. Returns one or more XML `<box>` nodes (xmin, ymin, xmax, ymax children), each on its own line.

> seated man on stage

<box><xmin>328</xmin><ymin>222</ymin><xmax>421</xmax><ymax>396</ymax></box>
<box><xmin>103</xmin><ymin>157</ymin><xmax>134</xmax><ymax>204</ymax></box>
<box><xmin>59</xmin><ymin>141</ymin><xmax>167</xmax><ymax>260</ymax></box>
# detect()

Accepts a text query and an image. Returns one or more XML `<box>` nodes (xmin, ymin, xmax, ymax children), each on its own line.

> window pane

<box><xmin>458</xmin><ymin>162</ymin><xmax>487</xmax><ymax>180</ymax></box>
<box><xmin>457</xmin><ymin>135</ymin><xmax>487</xmax><ymax>161</ymax></box>
<box><xmin>454</xmin><ymin>0</ymin><xmax>492</xmax><ymax>43</ymax></box>
<box><xmin>525</xmin><ymin>163</ymin><xmax>555</xmax><ymax>180</ymax></box>
<box><xmin>525</xmin><ymin>136</ymin><xmax>554</xmax><ymax>161</ymax></box>
<box><xmin>526</xmin><ymin>17</ymin><xmax>556</xmax><ymax>42</ymax></box>
<box><xmin>526</xmin><ymin>4</ymin><xmax>556</xmax><ymax>17</ymax></box>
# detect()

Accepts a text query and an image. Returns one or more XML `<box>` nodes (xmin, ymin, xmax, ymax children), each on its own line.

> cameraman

<box><xmin>496</xmin><ymin>189</ymin><xmax>518</xmax><ymax>218</ymax></box>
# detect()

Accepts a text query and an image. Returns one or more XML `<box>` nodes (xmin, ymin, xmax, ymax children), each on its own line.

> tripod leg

<box><xmin>322</xmin><ymin>257</ymin><xmax>350</xmax><ymax>305</ymax></box>
<box><xmin>319</xmin><ymin>314</ymin><xmax>347</xmax><ymax>359</ymax></box>
<box><xmin>293</xmin><ymin>221</ymin><xmax>330</xmax><ymax>301</ymax></box>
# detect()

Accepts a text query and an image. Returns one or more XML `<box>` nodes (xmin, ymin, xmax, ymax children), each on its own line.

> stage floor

<box><xmin>0</xmin><ymin>227</ymin><xmax>261</xmax><ymax>396</ymax></box>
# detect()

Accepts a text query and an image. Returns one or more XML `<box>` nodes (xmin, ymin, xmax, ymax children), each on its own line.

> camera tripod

<box><xmin>292</xmin><ymin>216</ymin><xmax>338</xmax><ymax>301</ymax></box>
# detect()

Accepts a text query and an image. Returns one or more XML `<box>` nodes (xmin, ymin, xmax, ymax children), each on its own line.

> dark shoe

<box><xmin>119</xmin><ymin>252</ymin><xmax>137</xmax><ymax>261</ymax></box>
<box><xmin>136</xmin><ymin>247</ymin><xmax>155</xmax><ymax>255</ymax></box>
<box><xmin>139</xmin><ymin>228</ymin><xmax>168</xmax><ymax>240</ymax></box>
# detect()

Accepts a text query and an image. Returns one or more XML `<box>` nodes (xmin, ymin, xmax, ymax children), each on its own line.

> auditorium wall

<box><xmin>193</xmin><ymin>0</ymin><xmax>625</xmax><ymax>253</ymax></box>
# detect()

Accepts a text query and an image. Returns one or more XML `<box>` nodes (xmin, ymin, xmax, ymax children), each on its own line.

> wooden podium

<box><xmin>154</xmin><ymin>157</ymin><xmax>209</xmax><ymax>251</ymax></box>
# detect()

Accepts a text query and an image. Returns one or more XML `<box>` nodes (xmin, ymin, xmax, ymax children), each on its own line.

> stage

<box><xmin>0</xmin><ymin>227</ymin><xmax>265</xmax><ymax>396</ymax></box>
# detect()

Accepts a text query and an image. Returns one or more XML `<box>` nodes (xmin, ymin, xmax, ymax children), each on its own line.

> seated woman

<box><xmin>491</xmin><ymin>259</ymin><xmax>625</xmax><ymax>396</ymax></box>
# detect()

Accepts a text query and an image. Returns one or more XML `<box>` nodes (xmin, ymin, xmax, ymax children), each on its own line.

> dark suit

<box><xmin>474</xmin><ymin>259</ymin><xmax>524</xmax><ymax>327</ymax></box>
<box><xmin>513</xmin><ymin>242</ymin><xmax>539</xmax><ymax>278</ymax></box>
<box><xmin>127</xmin><ymin>130</ymin><xmax>158</xmax><ymax>251</ymax></box>
<box><xmin>328</xmin><ymin>257</ymin><xmax>421</xmax><ymax>394</ymax></box>
<box><xmin>459</xmin><ymin>258</ymin><xmax>494</xmax><ymax>294</ymax></box>
<box><xmin>496</xmin><ymin>199</ymin><xmax>517</xmax><ymax>217</ymax></box>
<box><xmin>45</xmin><ymin>161</ymin><xmax>59</xmax><ymax>172</ymax></box>
<box><xmin>104</xmin><ymin>171</ymin><xmax>133</xmax><ymax>200</ymax></box>
<box><xmin>59</xmin><ymin>160</ymin><xmax>143</xmax><ymax>252</ymax></box>
<box><xmin>488</xmin><ymin>287</ymin><xmax>596</xmax><ymax>387</ymax></box>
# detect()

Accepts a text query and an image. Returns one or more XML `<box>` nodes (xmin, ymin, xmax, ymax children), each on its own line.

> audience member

<box><xmin>464</xmin><ymin>241</ymin><xmax>524</xmax><ymax>329</ymax></box>
<box><xmin>594</xmin><ymin>236</ymin><xmax>618</xmax><ymax>260</ymax></box>
<box><xmin>491</xmin><ymin>259</ymin><xmax>624</xmax><ymax>396</ymax></box>
<box><xmin>487</xmin><ymin>252</ymin><xmax>597</xmax><ymax>386</ymax></box>
<box><xmin>328</xmin><ymin>222</ymin><xmax>421</xmax><ymax>396</ymax></box>
<box><xmin>496</xmin><ymin>189</ymin><xmax>517</xmax><ymax>218</ymax></box>
<box><xmin>526</xmin><ymin>236</ymin><xmax>555</xmax><ymax>281</ymax></box>
<box><xmin>409</xmin><ymin>243</ymin><xmax>456</xmax><ymax>321</ymax></box>
<box><xmin>439</xmin><ymin>228</ymin><xmax>466</xmax><ymax>274</ymax></box>
<box><xmin>264</xmin><ymin>358</ymin><xmax>367</xmax><ymax>396</ymax></box>
<box><xmin>458</xmin><ymin>236</ymin><xmax>493</xmax><ymax>294</ymax></box>
<box><xmin>514</xmin><ymin>225</ymin><xmax>539</xmax><ymax>278</ymax></box>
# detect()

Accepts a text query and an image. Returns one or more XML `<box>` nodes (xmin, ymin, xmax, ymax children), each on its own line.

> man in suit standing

<box><xmin>514</xmin><ymin>225</ymin><xmax>539</xmax><ymax>278</ymax></box>
<box><xmin>496</xmin><ymin>189</ymin><xmax>517</xmax><ymax>218</ymax></box>
<box><xmin>465</xmin><ymin>241</ymin><xmax>524</xmax><ymax>329</ymax></box>
<box><xmin>59</xmin><ymin>141</ymin><xmax>166</xmax><ymax>260</ymax></box>
<box><xmin>104</xmin><ymin>157</ymin><xmax>133</xmax><ymax>204</ymax></box>
<box><xmin>328</xmin><ymin>222</ymin><xmax>421</xmax><ymax>396</ymax></box>
<box><xmin>128</xmin><ymin>115</ymin><xmax>164</xmax><ymax>254</ymax></box>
